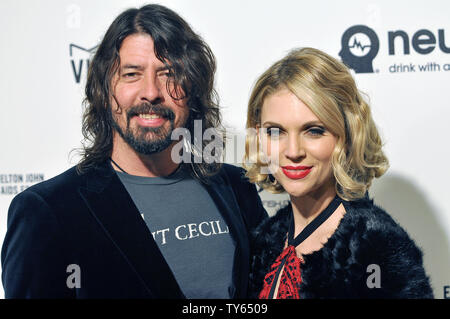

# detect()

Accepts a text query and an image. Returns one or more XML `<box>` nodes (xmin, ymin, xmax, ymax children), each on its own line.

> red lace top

<box><xmin>258</xmin><ymin>245</ymin><xmax>303</xmax><ymax>299</ymax></box>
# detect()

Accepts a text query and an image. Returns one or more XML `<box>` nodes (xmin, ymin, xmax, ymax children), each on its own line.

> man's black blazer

<box><xmin>1</xmin><ymin>162</ymin><xmax>267</xmax><ymax>298</ymax></box>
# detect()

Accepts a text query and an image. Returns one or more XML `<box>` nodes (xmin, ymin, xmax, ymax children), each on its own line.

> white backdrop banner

<box><xmin>0</xmin><ymin>0</ymin><xmax>449</xmax><ymax>298</ymax></box>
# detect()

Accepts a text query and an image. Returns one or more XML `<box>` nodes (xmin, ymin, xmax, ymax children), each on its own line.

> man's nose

<box><xmin>140</xmin><ymin>75</ymin><xmax>163</xmax><ymax>104</ymax></box>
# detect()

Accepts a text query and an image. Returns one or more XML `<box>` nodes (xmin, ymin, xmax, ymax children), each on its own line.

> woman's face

<box><xmin>259</xmin><ymin>89</ymin><xmax>337</xmax><ymax>199</ymax></box>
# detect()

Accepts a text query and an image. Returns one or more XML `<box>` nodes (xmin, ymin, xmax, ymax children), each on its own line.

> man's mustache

<box><xmin>126</xmin><ymin>103</ymin><xmax>176</xmax><ymax>123</ymax></box>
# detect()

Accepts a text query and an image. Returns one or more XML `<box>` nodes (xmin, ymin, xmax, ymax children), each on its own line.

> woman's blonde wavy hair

<box><xmin>244</xmin><ymin>47</ymin><xmax>389</xmax><ymax>201</ymax></box>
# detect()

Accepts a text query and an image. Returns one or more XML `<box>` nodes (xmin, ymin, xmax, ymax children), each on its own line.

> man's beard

<box><xmin>111</xmin><ymin>102</ymin><xmax>181</xmax><ymax>155</ymax></box>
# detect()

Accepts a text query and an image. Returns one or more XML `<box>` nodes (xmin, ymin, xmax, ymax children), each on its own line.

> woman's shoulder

<box><xmin>334</xmin><ymin>196</ymin><xmax>425</xmax><ymax>259</ymax></box>
<box><xmin>254</xmin><ymin>196</ymin><xmax>404</xmax><ymax>243</ymax></box>
<box><xmin>256</xmin><ymin>196</ymin><xmax>413</xmax><ymax>242</ymax></box>
<box><xmin>302</xmin><ymin>196</ymin><xmax>433</xmax><ymax>298</ymax></box>
<box><xmin>342</xmin><ymin>196</ymin><xmax>411</xmax><ymax>239</ymax></box>
<box><xmin>309</xmin><ymin>196</ymin><xmax>426</xmax><ymax>276</ymax></box>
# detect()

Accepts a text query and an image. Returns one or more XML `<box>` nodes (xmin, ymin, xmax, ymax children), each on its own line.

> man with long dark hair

<box><xmin>2</xmin><ymin>4</ymin><xmax>266</xmax><ymax>298</ymax></box>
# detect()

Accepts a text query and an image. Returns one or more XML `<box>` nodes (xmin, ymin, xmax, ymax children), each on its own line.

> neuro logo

<box><xmin>69</xmin><ymin>44</ymin><xmax>98</xmax><ymax>83</ymax></box>
<box><xmin>339</xmin><ymin>25</ymin><xmax>379</xmax><ymax>73</ymax></box>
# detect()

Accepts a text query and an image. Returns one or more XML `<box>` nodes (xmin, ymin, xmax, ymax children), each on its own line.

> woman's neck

<box><xmin>290</xmin><ymin>183</ymin><xmax>337</xmax><ymax>231</ymax></box>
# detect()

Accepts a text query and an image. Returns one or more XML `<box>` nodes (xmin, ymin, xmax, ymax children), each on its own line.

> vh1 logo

<box><xmin>69</xmin><ymin>44</ymin><xmax>97</xmax><ymax>83</ymax></box>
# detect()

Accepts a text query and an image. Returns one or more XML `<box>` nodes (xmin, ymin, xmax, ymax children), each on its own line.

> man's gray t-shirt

<box><xmin>116</xmin><ymin>167</ymin><xmax>235</xmax><ymax>298</ymax></box>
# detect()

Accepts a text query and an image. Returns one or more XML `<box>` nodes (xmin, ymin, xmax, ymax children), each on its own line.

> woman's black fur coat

<box><xmin>249</xmin><ymin>197</ymin><xmax>434</xmax><ymax>298</ymax></box>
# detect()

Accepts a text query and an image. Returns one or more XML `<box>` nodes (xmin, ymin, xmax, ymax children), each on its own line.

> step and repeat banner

<box><xmin>0</xmin><ymin>0</ymin><xmax>449</xmax><ymax>298</ymax></box>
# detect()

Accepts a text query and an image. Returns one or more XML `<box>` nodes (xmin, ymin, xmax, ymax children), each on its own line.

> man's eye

<box><xmin>123</xmin><ymin>72</ymin><xmax>137</xmax><ymax>78</ymax></box>
<box><xmin>158</xmin><ymin>69</ymin><xmax>173</xmax><ymax>77</ymax></box>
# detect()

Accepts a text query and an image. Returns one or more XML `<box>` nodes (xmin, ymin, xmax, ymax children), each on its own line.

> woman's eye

<box><xmin>265</xmin><ymin>127</ymin><xmax>281</xmax><ymax>138</ymax></box>
<box><xmin>306</xmin><ymin>126</ymin><xmax>326</xmax><ymax>136</ymax></box>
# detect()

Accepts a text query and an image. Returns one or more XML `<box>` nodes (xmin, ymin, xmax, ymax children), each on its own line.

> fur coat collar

<box><xmin>249</xmin><ymin>197</ymin><xmax>434</xmax><ymax>298</ymax></box>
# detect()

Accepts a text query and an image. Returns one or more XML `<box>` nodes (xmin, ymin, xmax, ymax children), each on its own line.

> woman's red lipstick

<box><xmin>281</xmin><ymin>165</ymin><xmax>313</xmax><ymax>179</ymax></box>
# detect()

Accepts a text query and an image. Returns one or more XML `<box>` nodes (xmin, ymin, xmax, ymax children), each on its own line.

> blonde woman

<box><xmin>245</xmin><ymin>48</ymin><xmax>433</xmax><ymax>299</ymax></box>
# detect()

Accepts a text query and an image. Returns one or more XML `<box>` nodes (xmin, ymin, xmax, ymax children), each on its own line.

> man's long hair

<box><xmin>77</xmin><ymin>4</ymin><xmax>223</xmax><ymax>180</ymax></box>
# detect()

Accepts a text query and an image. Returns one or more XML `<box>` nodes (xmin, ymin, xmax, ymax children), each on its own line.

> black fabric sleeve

<box><xmin>1</xmin><ymin>190</ymin><xmax>75</xmax><ymax>298</ymax></box>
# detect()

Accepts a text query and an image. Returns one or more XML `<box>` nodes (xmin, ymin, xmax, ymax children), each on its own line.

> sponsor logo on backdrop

<box><xmin>0</xmin><ymin>173</ymin><xmax>45</xmax><ymax>196</ymax></box>
<box><xmin>340</xmin><ymin>25</ymin><xmax>450</xmax><ymax>74</ymax></box>
<box><xmin>340</xmin><ymin>25</ymin><xmax>380</xmax><ymax>73</ymax></box>
<box><xmin>69</xmin><ymin>44</ymin><xmax>97</xmax><ymax>83</ymax></box>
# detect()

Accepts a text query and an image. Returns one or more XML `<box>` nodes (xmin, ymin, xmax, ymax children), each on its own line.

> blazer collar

<box><xmin>78</xmin><ymin>161</ymin><xmax>185</xmax><ymax>298</ymax></box>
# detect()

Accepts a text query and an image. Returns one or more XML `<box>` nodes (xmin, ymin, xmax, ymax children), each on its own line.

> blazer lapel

<box><xmin>202</xmin><ymin>174</ymin><xmax>250</xmax><ymax>298</ymax></box>
<box><xmin>78</xmin><ymin>162</ymin><xmax>184</xmax><ymax>299</ymax></box>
